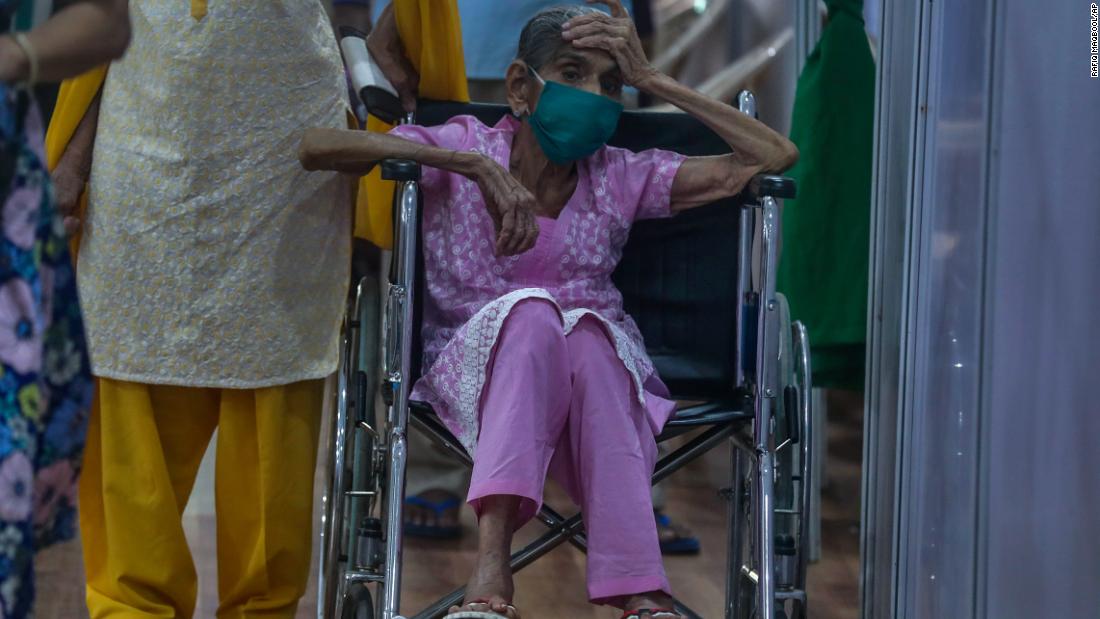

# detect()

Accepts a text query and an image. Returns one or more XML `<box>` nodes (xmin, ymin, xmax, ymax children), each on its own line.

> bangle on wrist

<box><xmin>10</xmin><ymin>33</ymin><xmax>38</xmax><ymax>87</ymax></box>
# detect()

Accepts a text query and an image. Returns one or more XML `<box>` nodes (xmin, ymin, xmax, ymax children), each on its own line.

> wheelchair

<box><xmin>317</xmin><ymin>91</ymin><xmax>814</xmax><ymax>619</ymax></box>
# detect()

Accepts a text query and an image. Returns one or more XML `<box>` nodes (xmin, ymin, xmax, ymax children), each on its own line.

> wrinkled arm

<box><xmin>364</xmin><ymin>3</ymin><xmax>419</xmax><ymax>112</ymax></box>
<box><xmin>298</xmin><ymin>127</ymin><xmax>540</xmax><ymax>257</ymax></box>
<box><xmin>564</xmin><ymin>1</ymin><xmax>798</xmax><ymax>213</ymax></box>
<box><xmin>638</xmin><ymin>72</ymin><xmax>799</xmax><ymax>212</ymax></box>
<box><xmin>56</xmin><ymin>93</ymin><xmax>102</xmax><ymax>179</ymax></box>
<box><xmin>298</xmin><ymin>127</ymin><xmax>481</xmax><ymax>177</ymax></box>
<box><xmin>51</xmin><ymin>92</ymin><xmax>102</xmax><ymax>232</ymax></box>
<box><xmin>0</xmin><ymin>0</ymin><xmax>130</xmax><ymax>83</ymax></box>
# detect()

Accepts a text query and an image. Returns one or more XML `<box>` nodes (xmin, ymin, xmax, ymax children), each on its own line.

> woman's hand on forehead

<box><xmin>561</xmin><ymin>0</ymin><xmax>657</xmax><ymax>88</ymax></box>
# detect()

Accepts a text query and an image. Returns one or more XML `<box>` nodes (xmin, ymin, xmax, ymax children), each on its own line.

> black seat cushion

<box><xmin>411</xmin><ymin>101</ymin><xmax>743</xmax><ymax>400</ymax></box>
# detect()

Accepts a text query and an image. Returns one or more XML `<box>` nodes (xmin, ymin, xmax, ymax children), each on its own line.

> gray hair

<box><xmin>515</xmin><ymin>5</ymin><xmax>605</xmax><ymax>71</ymax></box>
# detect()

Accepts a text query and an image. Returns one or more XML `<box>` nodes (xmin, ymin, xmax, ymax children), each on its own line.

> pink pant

<box><xmin>467</xmin><ymin>300</ymin><xmax>670</xmax><ymax>604</ymax></box>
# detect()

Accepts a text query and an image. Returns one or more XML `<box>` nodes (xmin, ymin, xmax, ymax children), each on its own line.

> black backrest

<box><xmin>413</xmin><ymin>100</ymin><xmax>742</xmax><ymax>399</ymax></box>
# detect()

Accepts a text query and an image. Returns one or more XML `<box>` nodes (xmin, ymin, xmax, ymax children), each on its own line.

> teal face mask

<box><xmin>526</xmin><ymin>69</ymin><xmax>623</xmax><ymax>164</ymax></box>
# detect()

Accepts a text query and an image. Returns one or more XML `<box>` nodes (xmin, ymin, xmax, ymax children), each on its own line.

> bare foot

<box><xmin>622</xmin><ymin>590</ymin><xmax>682</xmax><ymax>618</ymax></box>
<box><xmin>447</xmin><ymin>557</ymin><xmax>518</xmax><ymax>617</ymax></box>
<box><xmin>449</xmin><ymin>495</ymin><xmax>520</xmax><ymax>617</ymax></box>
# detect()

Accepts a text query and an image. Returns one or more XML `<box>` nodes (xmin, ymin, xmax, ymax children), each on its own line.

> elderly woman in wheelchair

<box><xmin>300</xmin><ymin>2</ymin><xmax>796</xmax><ymax>617</ymax></box>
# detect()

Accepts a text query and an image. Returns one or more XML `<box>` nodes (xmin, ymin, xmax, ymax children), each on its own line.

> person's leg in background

<box><xmin>651</xmin><ymin>476</ymin><xmax>700</xmax><ymax>555</ymax></box>
<box><xmin>81</xmin><ymin>379</ymin><xmax>221</xmax><ymax>618</ymax></box>
<box><xmin>405</xmin><ymin>431</ymin><xmax>470</xmax><ymax>538</ymax></box>
<box><xmin>214</xmin><ymin>379</ymin><xmax>324</xmax><ymax>619</ymax></box>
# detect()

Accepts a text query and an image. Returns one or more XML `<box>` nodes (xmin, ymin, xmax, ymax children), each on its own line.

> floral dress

<box><xmin>0</xmin><ymin>47</ymin><xmax>95</xmax><ymax>619</ymax></box>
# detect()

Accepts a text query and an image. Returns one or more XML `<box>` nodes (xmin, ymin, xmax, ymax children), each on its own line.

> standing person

<box><xmin>776</xmin><ymin>0</ymin><xmax>874</xmax><ymax>392</ymax></box>
<box><xmin>46</xmin><ymin>1</ymin><xmax>349</xmax><ymax>616</ymax></box>
<box><xmin>0</xmin><ymin>0</ymin><xmax>128</xmax><ymax>615</ymax></box>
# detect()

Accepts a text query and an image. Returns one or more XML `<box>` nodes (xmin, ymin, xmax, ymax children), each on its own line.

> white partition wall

<box><xmin>861</xmin><ymin>0</ymin><xmax>925</xmax><ymax>614</ymax></box>
<box><xmin>980</xmin><ymin>2</ymin><xmax>1100</xmax><ymax>616</ymax></box>
<box><xmin>863</xmin><ymin>0</ymin><xmax>1100</xmax><ymax>616</ymax></box>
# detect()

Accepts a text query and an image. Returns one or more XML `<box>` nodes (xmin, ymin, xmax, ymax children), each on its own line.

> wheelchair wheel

<box><xmin>772</xmin><ymin>295</ymin><xmax>812</xmax><ymax>619</ymax></box>
<box><xmin>342</xmin><ymin>583</ymin><xmax>375</xmax><ymax>619</ymax></box>
<box><xmin>732</xmin><ymin>456</ymin><xmax>796</xmax><ymax>619</ymax></box>
<box><xmin>319</xmin><ymin>275</ymin><xmax>384</xmax><ymax>619</ymax></box>
<box><xmin>729</xmin><ymin>295</ymin><xmax>812</xmax><ymax>619</ymax></box>
<box><xmin>788</xmin><ymin>318</ymin><xmax>813</xmax><ymax>619</ymax></box>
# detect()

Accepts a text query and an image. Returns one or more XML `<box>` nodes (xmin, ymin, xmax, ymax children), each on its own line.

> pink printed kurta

<box><xmin>392</xmin><ymin>115</ymin><xmax>686</xmax><ymax>454</ymax></box>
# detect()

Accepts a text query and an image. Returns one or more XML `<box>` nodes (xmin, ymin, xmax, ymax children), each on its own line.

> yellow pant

<box><xmin>79</xmin><ymin>377</ymin><xmax>324</xmax><ymax>618</ymax></box>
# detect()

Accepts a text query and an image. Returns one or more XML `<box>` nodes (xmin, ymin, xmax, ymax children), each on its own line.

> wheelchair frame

<box><xmin>317</xmin><ymin>91</ymin><xmax>814</xmax><ymax>619</ymax></box>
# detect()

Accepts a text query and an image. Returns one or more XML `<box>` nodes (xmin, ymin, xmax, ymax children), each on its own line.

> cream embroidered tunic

<box><xmin>79</xmin><ymin>0</ymin><xmax>350</xmax><ymax>388</ymax></box>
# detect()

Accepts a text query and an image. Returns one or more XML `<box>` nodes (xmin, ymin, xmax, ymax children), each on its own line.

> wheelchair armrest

<box><xmin>381</xmin><ymin>159</ymin><xmax>421</xmax><ymax>182</ymax></box>
<box><xmin>747</xmin><ymin>174</ymin><xmax>796</xmax><ymax>200</ymax></box>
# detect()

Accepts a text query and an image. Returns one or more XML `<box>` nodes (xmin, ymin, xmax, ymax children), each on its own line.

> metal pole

<box><xmin>794</xmin><ymin>0</ymin><xmax>825</xmax><ymax>76</ymax></box>
<box><xmin>735</xmin><ymin>201</ymin><xmax>753</xmax><ymax>390</ymax></box>
<box><xmin>727</xmin><ymin>443</ymin><xmax>748</xmax><ymax>618</ymax></box>
<box><xmin>794</xmin><ymin>0</ymin><xmax>808</xmax><ymax>75</ymax></box>
<box><xmin>753</xmin><ymin>196</ymin><xmax>781</xmax><ymax>619</ymax></box>
<box><xmin>653</xmin><ymin>422</ymin><xmax>738</xmax><ymax>485</ymax></box>
<box><xmin>319</xmin><ymin>317</ymin><xmax>354</xmax><ymax>619</ymax></box>
<box><xmin>808</xmin><ymin>0</ymin><xmax>823</xmax><ymax>56</ymax></box>
<box><xmin>381</xmin><ymin>172</ymin><xmax>420</xmax><ymax>619</ymax></box>
<box><xmin>794</xmin><ymin>321</ymin><xmax>814</xmax><ymax>619</ymax></box>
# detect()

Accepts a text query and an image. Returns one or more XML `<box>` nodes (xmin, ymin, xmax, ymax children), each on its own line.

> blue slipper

<box><xmin>657</xmin><ymin>513</ymin><xmax>701</xmax><ymax>555</ymax></box>
<box><xmin>404</xmin><ymin>494</ymin><xmax>462</xmax><ymax>539</ymax></box>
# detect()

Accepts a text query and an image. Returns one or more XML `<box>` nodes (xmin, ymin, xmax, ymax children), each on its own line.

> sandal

<box><xmin>621</xmin><ymin>609</ymin><xmax>681</xmax><ymax>619</ymax></box>
<box><xmin>404</xmin><ymin>493</ymin><xmax>462</xmax><ymax>539</ymax></box>
<box><xmin>656</xmin><ymin>512</ymin><xmax>701</xmax><ymax>555</ymax></box>
<box><xmin>444</xmin><ymin>599</ymin><xmax>521</xmax><ymax>618</ymax></box>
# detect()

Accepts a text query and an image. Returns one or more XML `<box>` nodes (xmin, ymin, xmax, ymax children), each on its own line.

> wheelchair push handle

<box><xmin>381</xmin><ymin>159</ymin><xmax>421</xmax><ymax>182</ymax></box>
<box><xmin>749</xmin><ymin>174</ymin><xmax>797</xmax><ymax>200</ymax></box>
<box><xmin>339</xmin><ymin>26</ymin><xmax>406</xmax><ymax>125</ymax></box>
<box><xmin>737</xmin><ymin>90</ymin><xmax>758</xmax><ymax>119</ymax></box>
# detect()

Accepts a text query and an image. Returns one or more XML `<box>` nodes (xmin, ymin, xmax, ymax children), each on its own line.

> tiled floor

<box><xmin>37</xmin><ymin>401</ymin><xmax>862</xmax><ymax>618</ymax></box>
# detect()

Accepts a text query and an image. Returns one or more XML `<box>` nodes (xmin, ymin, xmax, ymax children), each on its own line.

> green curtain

<box><xmin>776</xmin><ymin>0</ymin><xmax>875</xmax><ymax>390</ymax></box>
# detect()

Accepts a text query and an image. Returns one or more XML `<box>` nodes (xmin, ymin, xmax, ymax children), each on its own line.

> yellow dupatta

<box><xmin>44</xmin><ymin>66</ymin><xmax>107</xmax><ymax>171</ymax></box>
<box><xmin>358</xmin><ymin>0</ymin><xmax>468</xmax><ymax>248</ymax></box>
<box><xmin>44</xmin><ymin>66</ymin><xmax>107</xmax><ymax>254</ymax></box>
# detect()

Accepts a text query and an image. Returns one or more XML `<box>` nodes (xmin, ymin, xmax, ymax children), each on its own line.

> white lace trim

<box><xmin>423</xmin><ymin>288</ymin><xmax>652</xmax><ymax>455</ymax></box>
